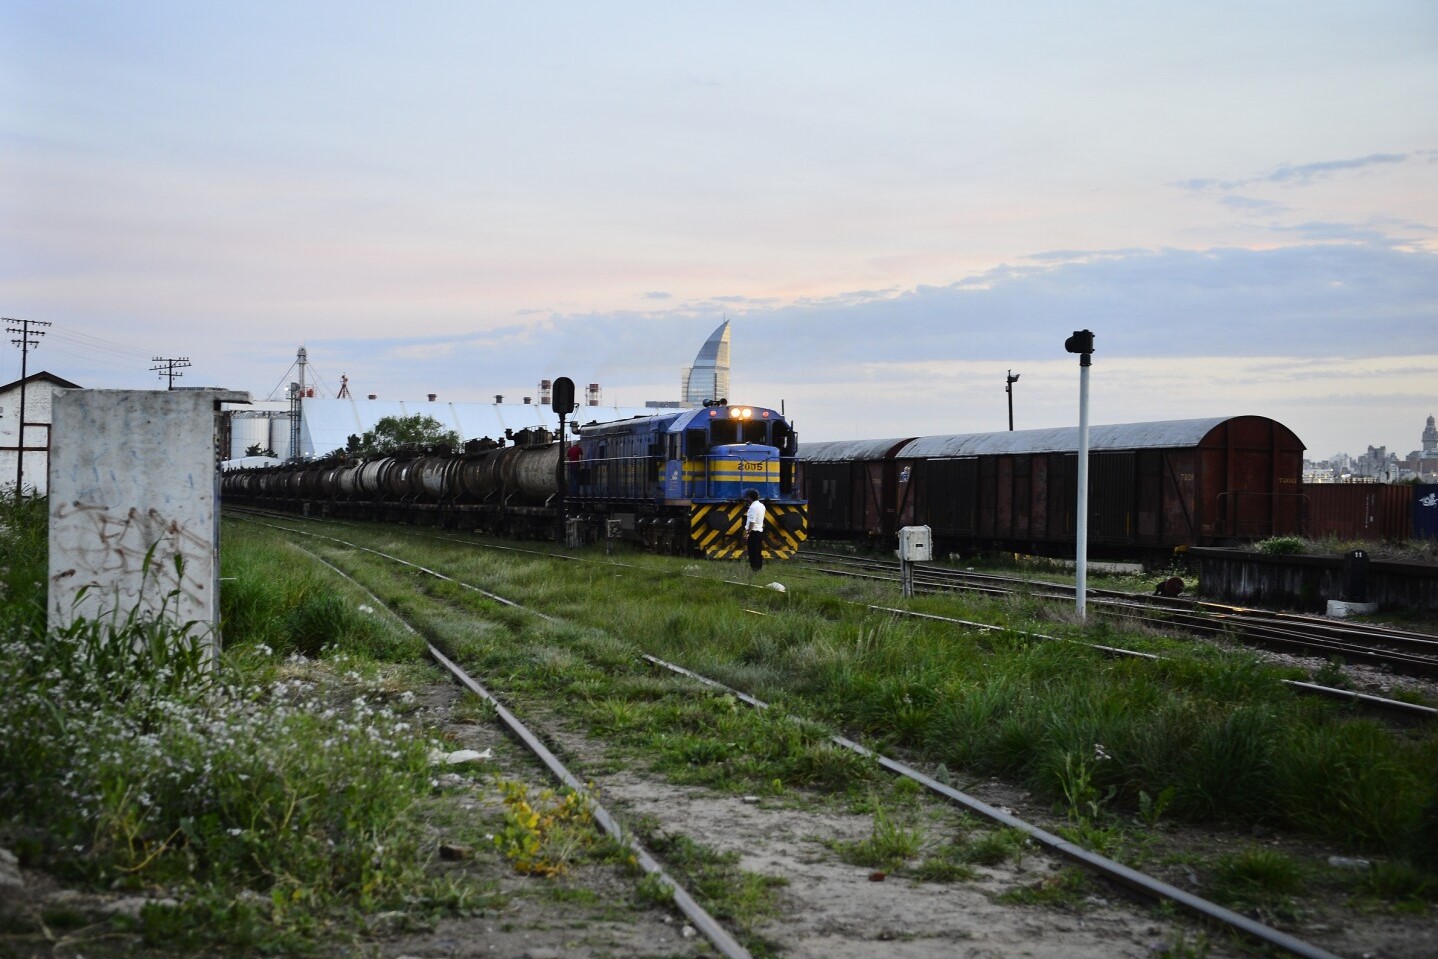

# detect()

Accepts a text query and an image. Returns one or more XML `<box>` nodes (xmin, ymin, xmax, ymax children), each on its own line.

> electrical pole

<box><xmin>151</xmin><ymin>356</ymin><xmax>192</xmax><ymax>390</ymax></box>
<box><xmin>6</xmin><ymin>317</ymin><xmax>51</xmax><ymax>496</ymax></box>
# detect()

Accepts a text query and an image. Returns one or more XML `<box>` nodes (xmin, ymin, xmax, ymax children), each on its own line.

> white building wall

<box><xmin>0</xmin><ymin>378</ymin><xmax>73</xmax><ymax>496</ymax></box>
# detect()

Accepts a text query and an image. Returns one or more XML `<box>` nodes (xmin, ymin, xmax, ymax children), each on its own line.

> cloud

<box><xmin>1173</xmin><ymin>153</ymin><xmax>1412</xmax><ymax>193</ymax></box>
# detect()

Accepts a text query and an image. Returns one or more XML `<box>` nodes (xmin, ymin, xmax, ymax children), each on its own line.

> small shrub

<box><xmin>833</xmin><ymin>798</ymin><xmax>923</xmax><ymax>870</ymax></box>
<box><xmin>1255</xmin><ymin>536</ymin><xmax>1306</xmax><ymax>556</ymax></box>
<box><xmin>493</xmin><ymin>781</ymin><xmax>598</xmax><ymax>877</ymax></box>
<box><xmin>1205</xmin><ymin>847</ymin><xmax>1307</xmax><ymax>909</ymax></box>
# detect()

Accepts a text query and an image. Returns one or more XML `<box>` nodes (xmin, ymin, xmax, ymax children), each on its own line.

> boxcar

<box><xmin>798</xmin><ymin>416</ymin><xmax>1305</xmax><ymax>560</ymax></box>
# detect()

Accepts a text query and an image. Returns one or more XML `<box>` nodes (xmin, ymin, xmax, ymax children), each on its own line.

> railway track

<box><xmin>234</xmin><ymin>514</ymin><xmax>753</xmax><ymax>958</ymax></box>
<box><xmin>224</xmin><ymin>507</ymin><xmax>1394</xmax><ymax>958</ymax></box>
<box><xmin>796</xmin><ymin>550</ymin><xmax>1438</xmax><ymax>681</ymax></box>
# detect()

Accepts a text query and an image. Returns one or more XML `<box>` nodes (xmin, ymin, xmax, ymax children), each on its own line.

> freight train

<box><xmin>796</xmin><ymin>415</ymin><xmax>1306</xmax><ymax>562</ymax></box>
<box><xmin>222</xmin><ymin>402</ymin><xmax>810</xmax><ymax>559</ymax></box>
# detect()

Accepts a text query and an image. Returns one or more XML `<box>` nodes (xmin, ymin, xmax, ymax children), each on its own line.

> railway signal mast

<box><xmin>1006</xmin><ymin>370</ymin><xmax>1020</xmax><ymax>431</ymax></box>
<box><xmin>1064</xmin><ymin>330</ymin><xmax>1095</xmax><ymax>618</ymax></box>
<box><xmin>551</xmin><ymin>376</ymin><xmax>577</xmax><ymax>544</ymax></box>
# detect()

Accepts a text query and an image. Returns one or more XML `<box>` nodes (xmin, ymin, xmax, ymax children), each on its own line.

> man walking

<box><xmin>744</xmin><ymin>489</ymin><xmax>765</xmax><ymax>574</ymax></box>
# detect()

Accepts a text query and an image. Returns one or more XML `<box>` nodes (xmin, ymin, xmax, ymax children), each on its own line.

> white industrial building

<box><xmin>0</xmin><ymin>371</ymin><xmax>82</xmax><ymax>496</ymax></box>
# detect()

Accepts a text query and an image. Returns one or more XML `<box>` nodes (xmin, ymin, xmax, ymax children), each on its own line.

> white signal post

<box><xmin>1064</xmin><ymin>330</ymin><xmax>1095</xmax><ymax>619</ymax></box>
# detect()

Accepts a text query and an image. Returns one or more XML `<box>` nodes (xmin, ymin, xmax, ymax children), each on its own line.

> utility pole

<box><xmin>151</xmin><ymin>356</ymin><xmax>192</xmax><ymax>390</ymax></box>
<box><xmin>1006</xmin><ymin>370</ymin><xmax>1020</xmax><ymax>431</ymax></box>
<box><xmin>6</xmin><ymin>317</ymin><xmax>51</xmax><ymax>496</ymax></box>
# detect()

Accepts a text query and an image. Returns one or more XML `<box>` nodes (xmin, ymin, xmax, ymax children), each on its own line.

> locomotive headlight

<box><xmin>741</xmin><ymin>408</ymin><xmax>753</xmax><ymax>418</ymax></box>
<box><xmin>729</xmin><ymin>408</ymin><xmax>741</xmax><ymax>418</ymax></box>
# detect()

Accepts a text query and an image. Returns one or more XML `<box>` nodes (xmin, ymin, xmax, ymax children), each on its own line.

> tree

<box><xmin>345</xmin><ymin>414</ymin><xmax>461</xmax><ymax>456</ymax></box>
<box><xmin>244</xmin><ymin>443</ymin><xmax>277</xmax><ymax>458</ymax></box>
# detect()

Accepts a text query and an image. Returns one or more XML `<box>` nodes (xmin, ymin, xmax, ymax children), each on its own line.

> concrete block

<box><xmin>1325</xmin><ymin>600</ymin><xmax>1379</xmax><ymax>619</ymax></box>
<box><xmin>48</xmin><ymin>389</ymin><xmax>248</xmax><ymax>658</ymax></box>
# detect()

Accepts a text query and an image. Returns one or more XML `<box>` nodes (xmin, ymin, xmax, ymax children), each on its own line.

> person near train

<box><xmin>744</xmin><ymin>489</ymin><xmax>765</xmax><ymax>574</ymax></box>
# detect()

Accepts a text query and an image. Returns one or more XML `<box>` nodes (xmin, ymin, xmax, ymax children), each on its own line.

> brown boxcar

<box><xmin>798</xmin><ymin>416</ymin><xmax>1305</xmax><ymax>559</ymax></box>
<box><xmin>795</xmin><ymin>438</ymin><xmax>916</xmax><ymax>542</ymax></box>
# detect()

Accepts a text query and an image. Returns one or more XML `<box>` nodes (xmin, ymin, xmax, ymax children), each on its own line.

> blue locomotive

<box><xmin>570</xmin><ymin>401</ymin><xmax>808</xmax><ymax>557</ymax></box>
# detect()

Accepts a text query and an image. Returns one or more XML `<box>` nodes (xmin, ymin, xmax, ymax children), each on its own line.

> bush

<box><xmin>1255</xmin><ymin>536</ymin><xmax>1306</xmax><ymax>556</ymax></box>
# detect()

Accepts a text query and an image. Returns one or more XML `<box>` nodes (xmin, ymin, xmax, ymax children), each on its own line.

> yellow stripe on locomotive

<box><xmin>681</xmin><ymin>459</ymin><xmax>779</xmax><ymax>481</ymax></box>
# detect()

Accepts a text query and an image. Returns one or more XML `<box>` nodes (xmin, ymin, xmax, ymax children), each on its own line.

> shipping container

<box><xmin>1301</xmin><ymin>484</ymin><xmax>1412</xmax><ymax>541</ymax></box>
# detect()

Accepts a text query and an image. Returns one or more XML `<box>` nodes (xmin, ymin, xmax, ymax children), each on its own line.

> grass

<box><xmin>14</xmin><ymin>498</ymin><xmax>1434</xmax><ymax>952</ymax></box>
<box><xmin>633</xmin><ymin>824</ymin><xmax>788</xmax><ymax>957</ymax></box>
<box><xmin>0</xmin><ymin>499</ymin><xmax>512</xmax><ymax>954</ymax></box>
<box><xmin>284</xmin><ymin>520</ymin><xmax>1438</xmax><ymax>876</ymax></box>
<box><xmin>831</xmin><ymin>796</ymin><xmax>925</xmax><ymax>870</ymax></box>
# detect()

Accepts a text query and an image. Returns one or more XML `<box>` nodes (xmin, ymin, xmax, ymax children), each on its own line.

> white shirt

<box><xmin>744</xmin><ymin>498</ymin><xmax>766</xmax><ymax>533</ymax></box>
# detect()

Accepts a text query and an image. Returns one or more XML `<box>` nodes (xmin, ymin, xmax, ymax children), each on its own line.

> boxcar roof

<box><xmin>898</xmin><ymin>417</ymin><xmax>1252</xmax><ymax>458</ymax></box>
<box><xmin>797</xmin><ymin>437</ymin><xmax>917</xmax><ymax>462</ymax></box>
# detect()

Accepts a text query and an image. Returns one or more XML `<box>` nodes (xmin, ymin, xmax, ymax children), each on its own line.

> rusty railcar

<box><xmin>795</xmin><ymin>438</ymin><xmax>916</xmax><ymax>543</ymax></box>
<box><xmin>797</xmin><ymin>416</ymin><xmax>1305</xmax><ymax>560</ymax></box>
<box><xmin>1302</xmin><ymin>484</ymin><xmax>1413</xmax><ymax>541</ymax></box>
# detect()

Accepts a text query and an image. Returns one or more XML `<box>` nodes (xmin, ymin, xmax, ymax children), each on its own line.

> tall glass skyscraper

<box><xmin>681</xmin><ymin>320</ymin><xmax>731</xmax><ymax>406</ymax></box>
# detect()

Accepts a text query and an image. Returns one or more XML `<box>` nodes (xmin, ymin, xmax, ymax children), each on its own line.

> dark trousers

<box><xmin>747</xmin><ymin>531</ymin><xmax>764</xmax><ymax>572</ymax></box>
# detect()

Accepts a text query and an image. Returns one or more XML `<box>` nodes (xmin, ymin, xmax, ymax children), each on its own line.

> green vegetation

<box><xmin>0</xmin><ymin>500</ymin><xmax>480</xmax><ymax>953</ymax></box>
<box><xmin>1255</xmin><ymin>535</ymin><xmax>1307</xmax><ymax>555</ymax></box>
<box><xmin>331</xmin><ymin>413</ymin><xmax>462</xmax><ymax>458</ymax></box>
<box><xmin>284</xmin><ymin>521</ymin><xmax>1438</xmax><ymax>889</ymax></box>
<box><xmin>8</xmin><ymin>493</ymin><xmax>1436</xmax><ymax>953</ymax></box>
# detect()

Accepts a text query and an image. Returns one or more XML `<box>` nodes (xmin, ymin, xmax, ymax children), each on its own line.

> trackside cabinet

<box><xmin>898</xmin><ymin>525</ymin><xmax>933</xmax><ymax>562</ymax></box>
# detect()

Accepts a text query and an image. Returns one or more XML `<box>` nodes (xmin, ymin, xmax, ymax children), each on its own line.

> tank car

<box><xmin>222</xmin><ymin>403</ymin><xmax>809</xmax><ymax>560</ymax></box>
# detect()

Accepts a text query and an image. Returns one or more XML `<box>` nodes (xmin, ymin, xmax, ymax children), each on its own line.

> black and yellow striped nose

<box><xmin>689</xmin><ymin>503</ymin><xmax>808</xmax><ymax>560</ymax></box>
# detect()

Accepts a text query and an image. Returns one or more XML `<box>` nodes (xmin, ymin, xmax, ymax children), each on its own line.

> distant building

<box><xmin>1401</xmin><ymin>413</ymin><xmax>1438</xmax><ymax>481</ymax></box>
<box><xmin>1352</xmin><ymin>445</ymin><xmax>1399</xmax><ymax>482</ymax></box>
<box><xmin>0</xmin><ymin>371</ymin><xmax>82</xmax><ymax>496</ymax></box>
<box><xmin>680</xmin><ymin>320</ymin><xmax>731</xmax><ymax>407</ymax></box>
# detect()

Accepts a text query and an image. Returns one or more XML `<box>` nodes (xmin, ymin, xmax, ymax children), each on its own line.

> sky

<box><xmin>2</xmin><ymin>1</ymin><xmax>1436</xmax><ymax>458</ymax></box>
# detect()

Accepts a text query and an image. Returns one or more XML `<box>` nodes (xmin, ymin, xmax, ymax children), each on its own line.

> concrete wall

<box><xmin>1191</xmin><ymin>547</ymin><xmax>1438</xmax><ymax>613</ymax></box>
<box><xmin>48</xmin><ymin>389</ymin><xmax>249</xmax><ymax>655</ymax></box>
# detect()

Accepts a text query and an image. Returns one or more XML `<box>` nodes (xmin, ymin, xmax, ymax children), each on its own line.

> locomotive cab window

<box><xmin>773</xmin><ymin>421</ymin><xmax>794</xmax><ymax>454</ymax></box>
<box><xmin>684</xmin><ymin>428</ymin><xmax>708</xmax><ymax>456</ymax></box>
<box><xmin>741</xmin><ymin>421</ymin><xmax>768</xmax><ymax>445</ymax></box>
<box><xmin>711</xmin><ymin>421</ymin><xmax>738</xmax><ymax>445</ymax></box>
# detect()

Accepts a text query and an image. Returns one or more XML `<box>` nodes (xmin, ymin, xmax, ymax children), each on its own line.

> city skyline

<box><xmin>3</xmin><ymin>3</ymin><xmax>1435</xmax><ymax>456</ymax></box>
